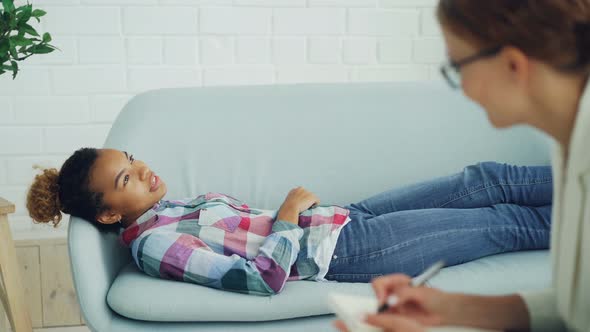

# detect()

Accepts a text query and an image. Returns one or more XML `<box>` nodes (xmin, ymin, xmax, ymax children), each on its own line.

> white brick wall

<box><xmin>0</xmin><ymin>0</ymin><xmax>445</xmax><ymax>232</ymax></box>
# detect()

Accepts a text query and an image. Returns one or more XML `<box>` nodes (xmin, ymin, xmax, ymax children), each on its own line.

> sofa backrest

<box><xmin>106</xmin><ymin>81</ymin><xmax>550</xmax><ymax>207</ymax></box>
<box><xmin>69</xmin><ymin>81</ymin><xmax>551</xmax><ymax>329</ymax></box>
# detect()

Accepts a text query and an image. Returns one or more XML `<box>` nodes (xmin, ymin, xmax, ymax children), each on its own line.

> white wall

<box><xmin>0</xmin><ymin>0</ymin><xmax>445</xmax><ymax>232</ymax></box>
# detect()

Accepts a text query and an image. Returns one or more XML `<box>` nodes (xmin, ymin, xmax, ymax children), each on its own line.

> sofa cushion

<box><xmin>107</xmin><ymin>250</ymin><xmax>549</xmax><ymax>322</ymax></box>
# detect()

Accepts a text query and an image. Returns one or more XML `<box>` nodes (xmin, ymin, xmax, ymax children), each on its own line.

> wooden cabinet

<box><xmin>0</xmin><ymin>235</ymin><xmax>85</xmax><ymax>329</ymax></box>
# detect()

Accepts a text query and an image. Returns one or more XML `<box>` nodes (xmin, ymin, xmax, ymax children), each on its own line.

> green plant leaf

<box><xmin>42</xmin><ymin>32</ymin><xmax>51</xmax><ymax>43</ymax></box>
<box><xmin>0</xmin><ymin>39</ymin><xmax>9</xmax><ymax>54</ymax></box>
<box><xmin>2</xmin><ymin>0</ymin><xmax>15</xmax><ymax>14</ymax></box>
<box><xmin>10</xmin><ymin>60</ymin><xmax>17</xmax><ymax>79</ymax></box>
<box><xmin>31</xmin><ymin>9</ymin><xmax>46</xmax><ymax>18</ymax></box>
<box><xmin>0</xmin><ymin>17</ymin><xmax>7</xmax><ymax>34</ymax></box>
<box><xmin>29</xmin><ymin>44</ymin><xmax>54</xmax><ymax>54</ymax></box>
<box><xmin>8</xmin><ymin>13</ymin><xmax>17</xmax><ymax>29</ymax></box>
<box><xmin>9</xmin><ymin>44</ymin><xmax>17</xmax><ymax>58</ymax></box>
<box><xmin>2</xmin><ymin>12</ymin><xmax>12</xmax><ymax>31</ymax></box>
<box><xmin>21</xmin><ymin>23</ymin><xmax>39</xmax><ymax>36</ymax></box>
<box><xmin>9</xmin><ymin>35</ymin><xmax>33</xmax><ymax>46</ymax></box>
<box><xmin>15</xmin><ymin>4</ymin><xmax>31</xmax><ymax>23</ymax></box>
<box><xmin>0</xmin><ymin>2</ymin><xmax>54</xmax><ymax>77</ymax></box>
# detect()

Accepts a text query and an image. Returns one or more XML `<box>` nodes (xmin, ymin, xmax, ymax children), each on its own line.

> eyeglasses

<box><xmin>440</xmin><ymin>46</ymin><xmax>503</xmax><ymax>89</ymax></box>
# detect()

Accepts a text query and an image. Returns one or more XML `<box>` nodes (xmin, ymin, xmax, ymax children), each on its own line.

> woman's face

<box><xmin>89</xmin><ymin>149</ymin><xmax>167</xmax><ymax>225</ymax></box>
<box><xmin>441</xmin><ymin>26</ymin><xmax>531</xmax><ymax>128</ymax></box>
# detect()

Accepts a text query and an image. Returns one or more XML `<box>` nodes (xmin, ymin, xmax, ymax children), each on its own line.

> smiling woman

<box><xmin>347</xmin><ymin>1</ymin><xmax>590</xmax><ymax>331</ymax></box>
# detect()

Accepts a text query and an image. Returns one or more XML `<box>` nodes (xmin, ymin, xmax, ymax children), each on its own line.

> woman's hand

<box><xmin>282</xmin><ymin>186</ymin><xmax>320</xmax><ymax>212</ymax></box>
<box><xmin>371</xmin><ymin>274</ymin><xmax>449</xmax><ymax>326</ymax></box>
<box><xmin>333</xmin><ymin>274</ymin><xmax>449</xmax><ymax>332</ymax></box>
<box><xmin>370</xmin><ymin>274</ymin><xmax>531</xmax><ymax>331</ymax></box>
<box><xmin>276</xmin><ymin>187</ymin><xmax>320</xmax><ymax>225</ymax></box>
<box><xmin>335</xmin><ymin>273</ymin><xmax>530</xmax><ymax>332</ymax></box>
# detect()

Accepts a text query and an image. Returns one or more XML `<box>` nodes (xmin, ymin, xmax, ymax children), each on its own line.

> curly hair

<box><xmin>26</xmin><ymin>147</ymin><xmax>111</xmax><ymax>227</ymax></box>
<box><xmin>437</xmin><ymin>0</ymin><xmax>590</xmax><ymax>74</ymax></box>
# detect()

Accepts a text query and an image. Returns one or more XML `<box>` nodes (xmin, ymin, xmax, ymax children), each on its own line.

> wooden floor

<box><xmin>7</xmin><ymin>324</ymin><xmax>499</xmax><ymax>332</ymax></box>
<box><xmin>4</xmin><ymin>325</ymin><xmax>90</xmax><ymax>332</ymax></box>
<box><xmin>34</xmin><ymin>326</ymin><xmax>90</xmax><ymax>332</ymax></box>
<box><xmin>29</xmin><ymin>325</ymin><xmax>496</xmax><ymax>332</ymax></box>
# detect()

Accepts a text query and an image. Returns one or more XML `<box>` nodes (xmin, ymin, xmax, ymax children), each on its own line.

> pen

<box><xmin>377</xmin><ymin>260</ymin><xmax>445</xmax><ymax>313</ymax></box>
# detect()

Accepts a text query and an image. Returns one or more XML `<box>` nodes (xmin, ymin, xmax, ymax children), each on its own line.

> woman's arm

<box><xmin>134</xmin><ymin>222</ymin><xmax>303</xmax><ymax>295</ymax></box>
<box><xmin>367</xmin><ymin>274</ymin><xmax>539</xmax><ymax>331</ymax></box>
<box><xmin>444</xmin><ymin>293</ymin><xmax>530</xmax><ymax>330</ymax></box>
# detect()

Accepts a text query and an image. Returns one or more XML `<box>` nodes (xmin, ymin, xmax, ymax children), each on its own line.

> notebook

<box><xmin>328</xmin><ymin>293</ymin><xmax>381</xmax><ymax>332</ymax></box>
<box><xmin>328</xmin><ymin>292</ymin><xmax>500</xmax><ymax>332</ymax></box>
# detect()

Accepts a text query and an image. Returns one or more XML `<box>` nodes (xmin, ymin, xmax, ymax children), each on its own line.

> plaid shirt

<box><xmin>120</xmin><ymin>192</ymin><xmax>350</xmax><ymax>296</ymax></box>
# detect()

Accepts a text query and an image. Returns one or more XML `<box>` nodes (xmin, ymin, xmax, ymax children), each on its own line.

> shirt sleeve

<box><xmin>133</xmin><ymin>220</ymin><xmax>303</xmax><ymax>296</ymax></box>
<box><xmin>519</xmin><ymin>288</ymin><xmax>568</xmax><ymax>331</ymax></box>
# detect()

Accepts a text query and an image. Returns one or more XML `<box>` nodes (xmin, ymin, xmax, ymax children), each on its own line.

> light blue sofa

<box><xmin>68</xmin><ymin>82</ymin><xmax>551</xmax><ymax>331</ymax></box>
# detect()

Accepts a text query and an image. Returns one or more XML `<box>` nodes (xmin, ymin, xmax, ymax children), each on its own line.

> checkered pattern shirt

<box><xmin>120</xmin><ymin>192</ymin><xmax>350</xmax><ymax>296</ymax></box>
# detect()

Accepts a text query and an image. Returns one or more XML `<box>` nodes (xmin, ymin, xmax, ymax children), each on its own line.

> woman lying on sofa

<box><xmin>26</xmin><ymin>150</ymin><xmax>552</xmax><ymax>295</ymax></box>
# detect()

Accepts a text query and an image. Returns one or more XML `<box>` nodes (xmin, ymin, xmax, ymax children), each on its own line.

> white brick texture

<box><xmin>0</xmin><ymin>97</ymin><xmax>13</xmax><ymax>124</ymax></box>
<box><xmin>127</xmin><ymin>38</ymin><xmax>164</xmax><ymax>65</ymax></box>
<box><xmin>44</xmin><ymin>125</ymin><xmax>111</xmax><ymax>153</ymax></box>
<box><xmin>1</xmin><ymin>1</ymin><xmax>444</xmax><ymax>231</ymax></box>
<box><xmin>79</xmin><ymin>37</ymin><xmax>125</xmax><ymax>64</ymax></box>
<box><xmin>348</xmin><ymin>9</ymin><xmax>419</xmax><ymax>36</ymax></box>
<box><xmin>123</xmin><ymin>7</ymin><xmax>199</xmax><ymax>35</ymax></box>
<box><xmin>273</xmin><ymin>38</ymin><xmax>306</xmax><ymax>64</ymax></box>
<box><xmin>308</xmin><ymin>38</ymin><xmax>341</xmax><ymax>64</ymax></box>
<box><xmin>14</xmin><ymin>97</ymin><xmax>90</xmax><ymax>124</ymax></box>
<box><xmin>274</xmin><ymin>8</ymin><xmax>346</xmax><ymax>35</ymax></box>
<box><xmin>200</xmin><ymin>8</ymin><xmax>271</xmax><ymax>35</ymax></box>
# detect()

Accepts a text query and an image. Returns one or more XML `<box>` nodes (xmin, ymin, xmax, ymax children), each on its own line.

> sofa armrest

<box><xmin>68</xmin><ymin>216</ymin><xmax>132</xmax><ymax>332</ymax></box>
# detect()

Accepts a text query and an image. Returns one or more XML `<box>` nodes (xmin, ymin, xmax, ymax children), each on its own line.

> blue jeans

<box><xmin>325</xmin><ymin>162</ymin><xmax>553</xmax><ymax>282</ymax></box>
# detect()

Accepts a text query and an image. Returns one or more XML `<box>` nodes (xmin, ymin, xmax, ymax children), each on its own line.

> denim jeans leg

<box><xmin>326</xmin><ymin>204</ymin><xmax>552</xmax><ymax>282</ymax></box>
<box><xmin>345</xmin><ymin>162</ymin><xmax>553</xmax><ymax>216</ymax></box>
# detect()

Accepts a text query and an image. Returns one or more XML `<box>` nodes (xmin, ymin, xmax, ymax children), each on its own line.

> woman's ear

<box><xmin>501</xmin><ymin>46</ymin><xmax>531</xmax><ymax>86</ymax></box>
<box><xmin>97</xmin><ymin>210</ymin><xmax>122</xmax><ymax>225</ymax></box>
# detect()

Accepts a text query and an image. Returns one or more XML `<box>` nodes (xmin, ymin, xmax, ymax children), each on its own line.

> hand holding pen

<box><xmin>360</xmin><ymin>261</ymin><xmax>447</xmax><ymax>330</ymax></box>
<box><xmin>377</xmin><ymin>260</ymin><xmax>445</xmax><ymax>313</ymax></box>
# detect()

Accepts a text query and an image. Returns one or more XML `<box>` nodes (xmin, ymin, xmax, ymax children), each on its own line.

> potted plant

<box><xmin>1</xmin><ymin>0</ymin><xmax>56</xmax><ymax>79</ymax></box>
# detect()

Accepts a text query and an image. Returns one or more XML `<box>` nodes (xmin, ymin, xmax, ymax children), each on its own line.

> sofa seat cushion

<box><xmin>107</xmin><ymin>250</ymin><xmax>549</xmax><ymax>322</ymax></box>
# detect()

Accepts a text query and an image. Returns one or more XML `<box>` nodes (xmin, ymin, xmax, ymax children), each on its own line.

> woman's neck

<box><xmin>120</xmin><ymin>218</ymin><xmax>135</xmax><ymax>229</ymax></box>
<box><xmin>120</xmin><ymin>199</ymin><xmax>163</xmax><ymax>229</ymax></box>
<box><xmin>530</xmin><ymin>71</ymin><xmax>588</xmax><ymax>152</ymax></box>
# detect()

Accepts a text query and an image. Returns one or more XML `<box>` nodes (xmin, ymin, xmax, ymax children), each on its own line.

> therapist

<box><xmin>336</xmin><ymin>1</ymin><xmax>590</xmax><ymax>331</ymax></box>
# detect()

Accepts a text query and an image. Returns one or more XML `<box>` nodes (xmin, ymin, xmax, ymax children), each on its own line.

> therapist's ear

<box><xmin>97</xmin><ymin>210</ymin><xmax>122</xmax><ymax>225</ymax></box>
<box><xmin>500</xmin><ymin>46</ymin><xmax>531</xmax><ymax>87</ymax></box>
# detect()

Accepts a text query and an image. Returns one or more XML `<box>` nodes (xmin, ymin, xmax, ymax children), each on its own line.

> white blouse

<box><xmin>521</xmin><ymin>81</ymin><xmax>590</xmax><ymax>331</ymax></box>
